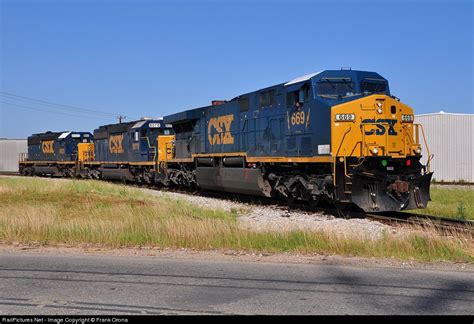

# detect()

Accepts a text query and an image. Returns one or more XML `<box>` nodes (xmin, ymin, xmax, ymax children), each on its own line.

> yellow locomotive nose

<box><xmin>331</xmin><ymin>94</ymin><xmax>422</xmax><ymax>159</ymax></box>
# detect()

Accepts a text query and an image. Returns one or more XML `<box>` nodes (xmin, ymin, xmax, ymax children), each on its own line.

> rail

<box><xmin>141</xmin><ymin>136</ymin><xmax>158</xmax><ymax>168</ymax></box>
<box><xmin>333</xmin><ymin>126</ymin><xmax>352</xmax><ymax>186</ymax></box>
<box><xmin>82</xmin><ymin>150</ymin><xmax>94</xmax><ymax>162</ymax></box>
<box><xmin>364</xmin><ymin>211</ymin><xmax>473</xmax><ymax>233</ymax></box>
<box><xmin>404</xmin><ymin>124</ymin><xmax>433</xmax><ymax>172</ymax></box>
<box><xmin>18</xmin><ymin>152</ymin><xmax>28</xmax><ymax>163</ymax></box>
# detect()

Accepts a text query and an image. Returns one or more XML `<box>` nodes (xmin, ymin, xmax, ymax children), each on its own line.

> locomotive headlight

<box><xmin>401</xmin><ymin>114</ymin><xmax>414</xmax><ymax>123</ymax></box>
<box><xmin>335</xmin><ymin>113</ymin><xmax>355</xmax><ymax>122</ymax></box>
<box><xmin>371</xmin><ymin>147</ymin><xmax>379</xmax><ymax>155</ymax></box>
<box><xmin>414</xmin><ymin>146</ymin><xmax>422</xmax><ymax>154</ymax></box>
<box><xmin>376</xmin><ymin>101</ymin><xmax>383</xmax><ymax>114</ymax></box>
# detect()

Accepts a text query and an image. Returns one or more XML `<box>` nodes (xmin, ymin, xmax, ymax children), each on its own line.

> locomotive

<box><xmin>19</xmin><ymin>69</ymin><xmax>433</xmax><ymax>213</ymax></box>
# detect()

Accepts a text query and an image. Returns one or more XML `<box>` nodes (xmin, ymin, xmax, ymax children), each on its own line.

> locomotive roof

<box><xmin>284</xmin><ymin>71</ymin><xmax>323</xmax><ymax>86</ymax></box>
<box><xmin>93</xmin><ymin>118</ymin><xmax>169</xmax><ymax>137</ymax></box>
<box><xmin>164</xmin><ymin>69</ymin><xmax>388</xmax><ymax>125</ymax></box>
<box><xmin>27</xmin><ymin>131</ymin><xmax>92</xmax><ymax>145</ymax></box>
<box><xmin>231</xmin><ymin>69</ymin><xmax>387</xmax><ymax>99</ymax></box>
<box><xmin>95</xmin><ymin>119</ymin><xmax>163</xmax><ymax>130</ymax></box>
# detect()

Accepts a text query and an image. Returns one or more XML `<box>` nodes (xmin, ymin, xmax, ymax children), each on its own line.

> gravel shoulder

<box><xmin>143</xmin><ymin>187</ymin><xmax>401</xmax><ymax>240</ymax></box>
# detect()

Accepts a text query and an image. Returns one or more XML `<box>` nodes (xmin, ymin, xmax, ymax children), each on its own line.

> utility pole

<box><xmin>117</xmin><ymin>115</ymin><xmax>126</xmax><ymax>123</ymax></box>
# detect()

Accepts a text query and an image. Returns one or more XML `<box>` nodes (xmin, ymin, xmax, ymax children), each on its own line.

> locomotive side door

<box><xmin>284</xmin><ymin>82</ymin><xmax>312</xmax><ymax>156</ymax></box>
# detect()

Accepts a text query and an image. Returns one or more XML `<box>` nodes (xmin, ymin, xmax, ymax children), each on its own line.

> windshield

<box><xmin>316</xmin><ymin>78</ymin><xmax>354</xmax><ymax>98</ymax></box>
<box><xmin>361</xmin><ymin>79</ymin><xmax>388</xmax><ymax>94</ymax></box>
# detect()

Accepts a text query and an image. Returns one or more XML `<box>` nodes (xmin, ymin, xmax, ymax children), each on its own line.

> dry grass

<box><xmin>0</xmin><ymin>177</ymin><xmax>472</xmax><ymax>262</ymax></box>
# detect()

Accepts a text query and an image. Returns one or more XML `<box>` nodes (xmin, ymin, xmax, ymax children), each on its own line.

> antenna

<box><xmin>117</xmin><ymin>115</ymin><xmax>126</xmax><ymax>123</ymax></box>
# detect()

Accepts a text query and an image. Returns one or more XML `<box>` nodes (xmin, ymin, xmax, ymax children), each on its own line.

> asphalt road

<box><xmin>0</xmin><ymin>253</ymin><xmax>473</xmax><ymax>315</ymax></box>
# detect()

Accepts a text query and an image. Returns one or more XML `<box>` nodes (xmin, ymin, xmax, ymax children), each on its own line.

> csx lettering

<box><xmin>109</xmin><ymin>134</ymin><xmax>124</xmax><ymax>154</ymax></box>
<box><xmin>41</xmin><ymin>140</ymin><xmax>54</xmax><ymax>154</ymax></box>
<box><xmin>362</xmin><ymin>119</ymin><xmax>398</xmax><ymax>136</ymax></box>
<box><xmin>208</xmin><ymin>114</ymin><xmax>234</xmax><ymax>145</ymax></box>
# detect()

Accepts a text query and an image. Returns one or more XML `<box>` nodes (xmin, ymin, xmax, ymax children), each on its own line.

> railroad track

<box><xmin>3</xmin><ymin>173</ymin><xmax>472</xmax><ymax>232</ymax></box>
<box><xmin>0</xmin><ymin>172</ymin><xmax>20</xmax><ymax>176</ymax></box>
<box><xmin>363</xmin><ymin>211</ymin><xmax>473</xmax><ymax>233</ymax></box>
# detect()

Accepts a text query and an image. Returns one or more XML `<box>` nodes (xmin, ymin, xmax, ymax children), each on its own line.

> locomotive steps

<box><xmin>0</xmin><ymin>176</ymin><xmax>472</xmax><ymax>263</ymax></box>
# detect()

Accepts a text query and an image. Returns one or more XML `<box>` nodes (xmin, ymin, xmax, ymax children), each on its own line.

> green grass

<box><xmin>411</xmin><ymin>186</ymin><xmax>474</xmax><ymax>220</ymax></box>
<box><xmin>0</xmin><ymin>177</ymin><xmax>472</xmax><ymax>262</ymax></box>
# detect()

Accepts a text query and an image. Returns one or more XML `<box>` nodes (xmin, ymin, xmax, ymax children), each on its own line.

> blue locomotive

<box><xmin>163</xmin><ymin>69</ymin><xmax>432</xmax><ymax>212</ymax></box>
<box><xmin>23</xmin><ymin>131</ymin><xmax>93</xmax><ymax>176</ymax></box>
<box><xmin>20</xmin><ymin>69</ymin><xmax>433</xmax><ymax>213</ymax></box>
<box><xmin>92</xmin><ymin>118</ymin><xmax>173</xmax><ymax>182</ymax></box>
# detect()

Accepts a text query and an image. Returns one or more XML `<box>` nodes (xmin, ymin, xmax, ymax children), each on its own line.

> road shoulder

<box><xmin>1</xmin><ymin>244</ymin><xmax>472</xmax><ymax>273</ymax></box>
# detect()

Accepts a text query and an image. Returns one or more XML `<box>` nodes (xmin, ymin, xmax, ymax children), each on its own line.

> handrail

<box><xmin>333</xmin><ymin>127</ymin><xmax>352</xmax><ymax>186</ymax></box>
<box><xmin>403</xmin><ymin>123</ymin><xmax>431</xmax><ymax>172</ymax></box>
<box><xmin>416</xmin><ymin>123</ymin><xmax>431</xmax><ymax>173</ymax></box>
<box><xmin>18</xmin><ymin>152</ymin><xmax>28</xmax><ymax>163</ymax></box>
<box><xmin>140</xmin><ymin>136</ymin><xmax>157</xmax><ymax>162</ymax></box>
<box><xmin>336</xmin><ymin>126</ymin><xmax>352</xmax><ymax>156</ymax></box>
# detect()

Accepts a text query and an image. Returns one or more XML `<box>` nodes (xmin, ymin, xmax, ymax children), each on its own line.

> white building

<box><xmin>415</xmin><ymin>112</ymin><xmax>473</xmax><ymax>183</ymax></box>
<box><xmin>0</xmin><ymin>139</ymin><xmax>27</xmax><ymax>173</ymax></box>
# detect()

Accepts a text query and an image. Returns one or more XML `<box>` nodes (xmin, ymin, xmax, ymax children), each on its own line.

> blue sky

<box><xmin>1</xmin><ymin>0</ymin><xmax>472</xmax><ymax>138</ymax></box>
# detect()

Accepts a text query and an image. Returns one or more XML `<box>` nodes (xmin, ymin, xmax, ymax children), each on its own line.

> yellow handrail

<box><xmin>333</xmin><ymin>127</ymin><xmax>352</xmax><ymax>186</ymax></box>
<box><xmin>403</xmin><ymin>123</ymin><xmax>431</xmax><ymax>172</ymax></box>
<box><xmin>140</xmin><ymin>136</ymin><xmax>157</xmax><ymax>162</ymax></box>
<box><xmin>18</xmin><ymin>152</ymin><xmax>28</xmax><ymax>163</ymax></box>
<box><xmin>416</xmin><ymin>123</ymin><xmax>431</xmax><ymax>173</ymax></box>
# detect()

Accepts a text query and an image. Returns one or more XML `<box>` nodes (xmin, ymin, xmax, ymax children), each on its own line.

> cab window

<box><xmin>316</xmin><ymin>78</ymin><xmax>354</xmax><ymax>98</ymax></box>
<box><xmin>361</xmin><ymin>78</ymin><xmax>388</xmax><ymax>94</ymax></box>
<box><xmin>259</xmin><ymin>90</ymin><xmax>276</xmax><ymax>108</ymax></box>
<box><xmin>287</xmin><ymin>84</ymin><xmax>310</xmax><ymax>107</ymax></box>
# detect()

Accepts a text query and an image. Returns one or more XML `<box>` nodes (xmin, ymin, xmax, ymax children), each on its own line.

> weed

<box><xmin>457</xmin><ymin>201</ymin><xmax>466</xmax><ymax>220</ymax></box>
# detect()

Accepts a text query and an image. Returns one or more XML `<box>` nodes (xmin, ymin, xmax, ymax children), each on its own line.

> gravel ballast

<box><xmin>144</xmin><ymin>188</ymin><xmax>396</xmax><ymax>240</ymax></box>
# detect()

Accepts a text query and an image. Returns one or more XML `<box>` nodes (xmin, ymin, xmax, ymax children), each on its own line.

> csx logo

<box><xmin>41</xmin><ymin>140</ymin><xmax>54</xmax><ymax>154</ymax></box>
<box><xmin>208</xmin><ymin>114</ymin><xmax>234</xmax><ymax>145</ymax></box>
<box><xmin>362</xmin><ymin>119</ymin><xmax>398</xmax><ymax>136</ymax></box>
<box><xmin>109</xmin><ymin>134</ymin><xmax>124</xmax><ymax>154</ymax></box>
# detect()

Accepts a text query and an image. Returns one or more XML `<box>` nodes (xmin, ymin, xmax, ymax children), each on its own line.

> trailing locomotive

<box><xmin>19</xmin><ymin>69</ymin><xmax>433</xmax><ymax>213</ymax></box>
<box><xmin>21</xmin><ymin>131</ymin><xmax>93</xmax><ymax>177</ymax></box>
<box><xmin>92</xmin><ymin>119</ymin><xmax>173</xmax><ymax>182</ymax></box>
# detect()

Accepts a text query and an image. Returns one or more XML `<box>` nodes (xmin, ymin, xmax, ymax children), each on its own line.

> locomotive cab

<box><xmin>280</xmin><ymin>70</ymin><xmax>432</xmax><ymax>212</ymax></box>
